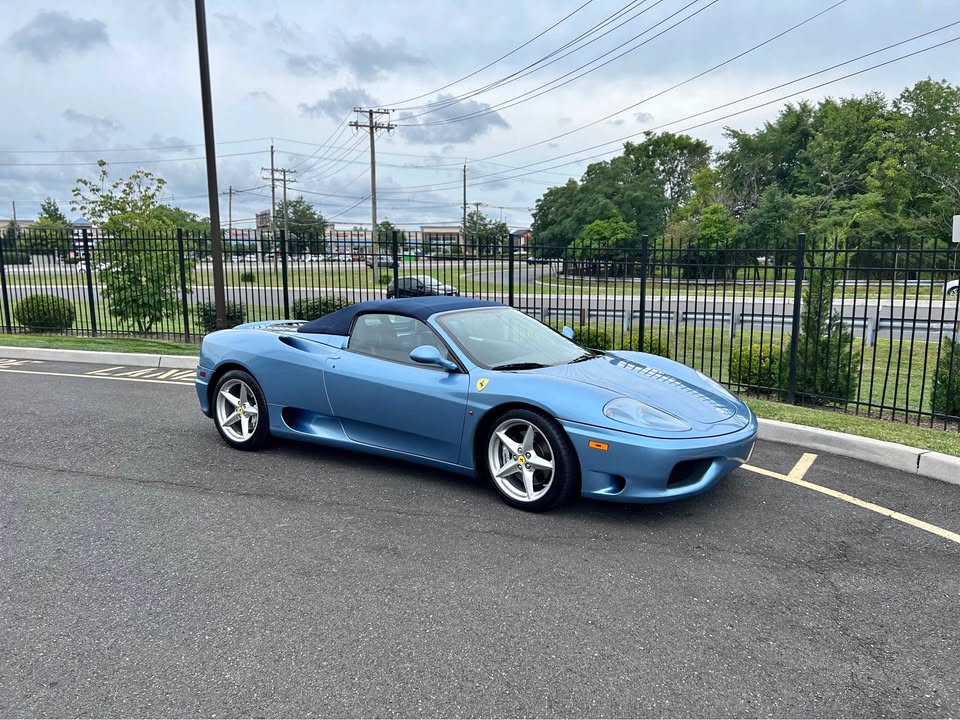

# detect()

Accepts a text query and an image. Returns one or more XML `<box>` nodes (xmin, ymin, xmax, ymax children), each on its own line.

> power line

<box><xmin>393</xmin><ymin>0</ymin><xmax>656</xmax><ymax>114</ymax></box>
<box><xmin>401</xmin><ymin>0</ymin><xmax>720</xmax><ymax>127</ymax></box>
<box><xmin>478</xmin><ymin>0</ymin><xmax>849</xmax><ymax>161</ymax></box>
<box><xmin>381</xmin><ymin>27</ymin><xmax>960</xmax><ymax>194</ymax></box>
<box><xmin>382</xmin><ymin>0</ymin><xmax>596</xmax><ymax>107</ymax></box>
<box><xmin>0</xmin><ymin>150</ymin><xmax>268</xmax><ymax>167</ymax></box>
<box><xmin>0</xmin><ymin>136</ymin><xmax>273</xmax><ymax>155</ymax></box>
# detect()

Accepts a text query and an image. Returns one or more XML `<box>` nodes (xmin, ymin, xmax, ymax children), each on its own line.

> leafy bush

<box><xmin>13</xmin><ymin>294</ymin><xmax>75</xmax><ymax>332</ymax></box>
<box><xmin>730</xmin><ymin>343</ymin><xmax>785</xmax><ymax>392</ymax></box>
<box><xmin>2</xmin><ymin>251</ymin><xmax>31</xmax><ymax>265</ymax></box>
<box><xmin>291</xmin><ymin>296</ymin><xmax>349</xmax><ymax>321</ymax></box>
<box><xmin>196</xmin><ymin>301</ymin><xmax>245</xmax><ymax>333</ymax></box>
<box><xmin>615</xmin><ymin>331</ymin><xmax>670</xmax><ymax>358</ymax></box>
<box><xmin>239</xmin><ymin>271</ymin><xmax>256</xmax><ymax>283</ymax></box>
<box><xmin>931</xmin><ymin>336</ymin><xmax>960</xmax><ymax>418</ymax></box>
<box><xmin>571</xmin><ymin>325</ymin><xmax>612</xmax><ymax>350</ymax></box>
<box><xmin>379</xmin><ymin>272</ymin><xmax>393</xmax><ymax>286</ymax></box>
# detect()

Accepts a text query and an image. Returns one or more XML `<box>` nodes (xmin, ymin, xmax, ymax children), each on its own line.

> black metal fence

<box><xmin>1</xmin><ymin>227</ymin><xmax>958</xmax><ymax>430</ymax></box>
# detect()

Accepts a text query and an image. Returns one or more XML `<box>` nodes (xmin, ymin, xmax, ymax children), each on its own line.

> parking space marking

<box><xmin>0</xmin><ymin>367</ymin><xmax>194</xmax><ymax>386</ymax></box>
<box><xmin>743</xmin><ymin>452</ymin><xmax>960</xmax><ymax>546</ymax></box>
<box><xmin>0</xmin><ymin>358</ymin><xmax>45</xmax><ymax>367</ymax></box>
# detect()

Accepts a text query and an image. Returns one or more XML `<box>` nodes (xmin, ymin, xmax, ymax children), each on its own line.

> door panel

<box><xmin>323</xmin><ymin>354</ymin><xmax>468</xmax><ymax>462</ymax></box>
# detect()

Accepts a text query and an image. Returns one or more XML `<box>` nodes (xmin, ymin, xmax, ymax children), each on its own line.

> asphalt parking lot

<box><xmin>2</xmin><ymin>357</ymin><xmax>959</xmax><ymax>718</ymax></box>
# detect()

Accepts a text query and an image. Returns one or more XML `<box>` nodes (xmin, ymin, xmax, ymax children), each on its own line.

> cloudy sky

<box><xmin>2</xmin><ymin>0</ymin><xmax>959</xmax><ymax>230</ymax></box>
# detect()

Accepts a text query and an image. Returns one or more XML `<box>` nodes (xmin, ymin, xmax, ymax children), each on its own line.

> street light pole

<box><xmin>194</xmin><ymin>0</ymin><xmax>225</xmax><ymax>329</ymax></box>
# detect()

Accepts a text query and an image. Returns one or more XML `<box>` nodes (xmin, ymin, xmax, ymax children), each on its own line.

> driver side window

<box><xmin>348</xmin><ymin>313</ymin><xmax>452</xmax><ymax>366</ymax></box>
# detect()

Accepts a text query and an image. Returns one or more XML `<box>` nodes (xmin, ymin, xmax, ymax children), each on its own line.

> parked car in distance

<box><xmin>946</xmin><ymin>279</ymin><xmax>959</xmax><ymax>297</ymax></box>
<box><xmin>306</xmin><ymin>254</ymin><xmax>326</xmax><ymax>262</ymax></box>
<box><xmin>387</xmin><ymin>275</ymin><xmax>458</xmax><ymax>298</ymax></box>
<box><xmin>366</xmin><ymin>255</ymin><xmax>399</xmax><ymax>269</ymax></box>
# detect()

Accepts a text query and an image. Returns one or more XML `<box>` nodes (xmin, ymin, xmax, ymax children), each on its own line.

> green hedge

<box><xmin>292</xmin><ymin>296</ymin><xmax>349</xmax><ymax>321</ymax></box>
<box><xmin>932</xmin><ymin>337</ymin><xmax>960</xmax><ymax>418</ymax></box>
<box><xmin>196</xmin><ymin>301</ymin><xmax>245</xmax><ymax>333</ymax></box>
<box><xmin>13</xmin><ymin>294</ymin><xmax>75</xmax><ymax>332</ymax></box>
<box><xmin>730</xmin><ymin>343</ymin><xmax>785</xmax><ymax>392</ymax></box>
<box><xmin>2</xmin><ymin>251</ymin><xmax>31</xmax><ymax>265</ymax></box>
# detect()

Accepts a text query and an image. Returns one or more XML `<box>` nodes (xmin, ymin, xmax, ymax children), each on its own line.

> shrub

<box><xmin>379</xmin><ymin>272</ymin><xmax>393</xmax><ymax>286</ymax></box>
<box><xmin>931</xmin><ymin>336</ymin><xmax>960</xmax><ymax>418</ymax></box>
<box><xmin>615</xmin><ymin>331</ymin><xmax>670</xmax><ymax>358</ymax></box>
<box><xmin>291</xmin><ymin>296</ymin><xmax>349</xmax><ymax>321</ymax></box>
<box><xmin>571</xmin><ymin>325</ymin><xmax>612</xmax><ymax>350</ymax></box>
<box><xmin>2</xmin><ymin>251</ymin><xmax>31</xmax><ymax>265</ymax></box>
<box><xmin>13</xmin><ymin>294</ymin><xmax>75</xmax><ymax>332</ymax></box>
<box><xmin>196</xmin><ymin>301</ymin><xmax>245</xmax><ymax>333</ymax></box>
<box><xmin>730</xmin><ymin>343</ymin><xmax>785</xmax><ymax>392</ymax></box>
<box><xmin>239</xmin><ymin>271</ymin><xmax>256</xmax><ymax>283</ymax></box>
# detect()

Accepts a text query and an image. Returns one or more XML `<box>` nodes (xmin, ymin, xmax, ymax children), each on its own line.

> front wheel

<box><xmin>484</xmin><ymin>409</ymin><xmax>579</xmax><ymax>512</ymax></box>
<box><xmin>213</xmin><ymin>370</ymin><xmax>270</xmax><ymax>450</ymax></box>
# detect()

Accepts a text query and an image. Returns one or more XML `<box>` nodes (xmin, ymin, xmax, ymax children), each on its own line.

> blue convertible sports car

<box><xmin>196</xmin><ymin>297</ymin><xmax>757</xmax><ymax>511</ymax></box>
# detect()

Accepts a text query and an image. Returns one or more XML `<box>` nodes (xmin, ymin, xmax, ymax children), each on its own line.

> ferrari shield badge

<box><xmin>475</xmin><ymin>378</ymin><xmax>489</xmax><ymax>392</ymax></box>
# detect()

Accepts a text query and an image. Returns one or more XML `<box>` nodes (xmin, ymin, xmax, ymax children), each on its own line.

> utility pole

<box><xmin>349</xmin><ymin>108</ymin><xmax>394</xmax><ymax>259</ymax></box>
<box><xmin>193</xmin><ymin>0</ymin><xmax>226</xmax><ymax>329</ymax></box>
<box><xmin>269</xmin><ymin>143</ymin><xmax>276</xmax><ymax>248</ymax></box>
<box><xmin>279</xmin><ymin>168</ymin><xmax>296</xmax><ymax>246</ymax></box>
<box><xmin>10</xmin><ymin>201</ymin><xmax>16</xmax><ymax>243</ymax></box>
<box><xmin>227</xmin><ymin>185</ymin><xmax>233</xmax><ymax>235</ymax></box>
<box><xmin>462</xmin><ymin>162</ymin><xmax>467</xmax><ymax>271</ymax></box>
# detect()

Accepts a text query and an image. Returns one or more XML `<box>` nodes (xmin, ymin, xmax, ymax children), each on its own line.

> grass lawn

<box><xmin>747</xmin><ymin>398</ymin><xmax>960</xmax><ymax>457</ymax></box>
<box><xmin>0</xmin><ymin>333</ymin><xmax>199</xmax><ymax>356</ymax></box>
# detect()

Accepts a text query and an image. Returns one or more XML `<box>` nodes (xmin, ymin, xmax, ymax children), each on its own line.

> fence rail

<box><xmin>1</xmin><ymin>228</ymin><xmax>958</xmax><ymax>430</ymax></box>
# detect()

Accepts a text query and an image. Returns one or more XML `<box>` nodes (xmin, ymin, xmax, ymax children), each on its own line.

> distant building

<box><xmin>420</xmin><ymin>224</ymin><xmax>463</xmax><ymax>253</ymax></box>
<box><xmin>509</xmin><ymin>227</ymin><xmax>531</xmax><ymax>252</ymax></box>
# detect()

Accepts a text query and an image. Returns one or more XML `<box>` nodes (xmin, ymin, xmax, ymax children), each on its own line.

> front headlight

<box><xmin>603</xmin><ymin>398</ymin><xmax>691</xmax><ymax>432</ymax></box>
<box><xmin>696</xmin><ymin>370</ymin><xmax>736</xmax><ymax>400</ymax></box>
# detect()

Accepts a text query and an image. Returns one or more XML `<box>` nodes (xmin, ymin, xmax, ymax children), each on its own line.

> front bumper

<box><xmin>560</xmin><ymin>414</ymin><xmax>758</xmax><ymax>503</ymax></box>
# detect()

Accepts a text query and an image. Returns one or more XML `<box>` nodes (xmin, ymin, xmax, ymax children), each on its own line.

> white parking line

<box><xmin>0</xmin><ymin>367</ymin><xmax>194</xmax><ymax>386</ymax></box>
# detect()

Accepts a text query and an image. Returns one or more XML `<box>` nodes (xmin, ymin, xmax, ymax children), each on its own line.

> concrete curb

<box><xmin>0</xmin><ymin>345</ymin><xmax>197</xmax><ymax>369</ymax></box>
<box><xmin>1</xmin><ymin>344</ymin><xmax>957</xmax><ymax>486</ymax></box>
<box><xmin>757</xmin><ymin>418</ymin><xmax>959</xmax><ymax>487</ymax></box>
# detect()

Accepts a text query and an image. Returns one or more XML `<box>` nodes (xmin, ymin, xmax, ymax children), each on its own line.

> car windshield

<box><xmin>436</xmin><ymin>307</ymin><xmax>591</xmax><ymax>369</ymax></box>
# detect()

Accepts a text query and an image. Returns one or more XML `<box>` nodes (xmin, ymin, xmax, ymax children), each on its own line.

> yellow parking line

<box><xmin>0</xmin><ymin>367</ymin><xmax>193</xmax><ymax>386</ymax></box>
<box><xmin>742</xmin><ymin>452</ymin><xmax>960</xmax><ymax>546</ymax></box>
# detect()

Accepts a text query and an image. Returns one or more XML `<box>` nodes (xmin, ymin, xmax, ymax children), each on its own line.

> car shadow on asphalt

<box><xmin>268</xmin><ymin>436</ymin><xmax>731</xmax><ymax>527</ymax></box>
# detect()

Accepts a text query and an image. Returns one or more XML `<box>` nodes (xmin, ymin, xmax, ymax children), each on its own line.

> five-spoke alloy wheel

<box><xmin>213</xmin><ymin>370</ymin><xmax>270</xmax><ymax>450</ymax></box>
<box><xmin>485</xmin><ymin>408</ymin><xmax>578</xmax><ymax>511</ymax></box>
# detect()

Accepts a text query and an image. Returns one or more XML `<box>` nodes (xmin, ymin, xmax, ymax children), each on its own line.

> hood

<box><xmin>532</xmin><ymin>354</ymin><xmax>739</xmax><ymax>426</ymax></box>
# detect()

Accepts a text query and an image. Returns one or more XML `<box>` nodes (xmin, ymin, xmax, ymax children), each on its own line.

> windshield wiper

<box><xmin>491</xmin><ymin>362</ymin><xmax>549</xmax><ymax>371</ymax></box>
<box><xmin>568</xmin><ymin>352</ymin><xmax>601</xmax><ymax>364</ymax></box>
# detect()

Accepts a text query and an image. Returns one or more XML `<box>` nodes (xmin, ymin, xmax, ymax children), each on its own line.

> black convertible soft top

<box><xmin>297</xmin><ymin>296</ymin><xmax>503</xmax><ymax>335</ymax></box>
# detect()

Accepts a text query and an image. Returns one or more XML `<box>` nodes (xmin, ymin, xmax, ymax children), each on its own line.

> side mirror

<box><xmin>410</xmin><ymin>344</ymin><xmax>458</xmax><ymax>371</ymax></box>
<box><xmin>561</xmin><ymin>325</ymin><xmax>575</xmax><ymax>340</ymax></box>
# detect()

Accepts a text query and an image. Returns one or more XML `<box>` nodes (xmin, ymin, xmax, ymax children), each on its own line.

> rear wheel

<box><xmin>213</xmin><ymin>370</ymin><xmax>270</xmax><ymax>450</ymax></box>
<box><xmin>485</xmin><ymin>409</ymin><xmax>579</xmax><ymax>512</ymax></box>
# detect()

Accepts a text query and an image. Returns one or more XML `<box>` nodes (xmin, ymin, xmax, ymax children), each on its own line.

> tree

<box><xmin>70</xmin><ymin>161</ymin><xmax>190</xmax><ymax>334</ymax></box>
<box><xmin>377</xmin><ymin>219</ymin><xmax>405</xmax><ymax>250</ymax></box>
<box><xmin>274</xmin><ymin>196</ymin><xmax>326</xmax><ymax>254</ymax></box>
<box><xmin>36</xmin><ymin>197</ymin><xmax>70</xmax><ymax>226</ymax></box>
<box><xmin>572</xmin><ymin>216</ymin><xmax>635</xmax><ymax>260</ymax></box>
<box><xmin>464</xmin><ymin>209</ymin><xmax>509</xmax><ymax>256</ymax></box>
<box><xmin>154</xmin><ymin>206</ymin><xmax>211</xmax><ymax>235</ymax></box>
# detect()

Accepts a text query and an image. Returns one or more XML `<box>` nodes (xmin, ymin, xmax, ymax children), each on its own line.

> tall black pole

<box><xmin>194</xmin><ymin>0</ymin><xmax>226</xmax><ymax>329</ymax></box>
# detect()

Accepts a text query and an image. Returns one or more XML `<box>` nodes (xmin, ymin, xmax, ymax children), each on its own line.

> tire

<box><xmin>484</xmin><ymin>408</ymin><xmax>579</xmax><ymax>512</ymax></box>
<box><xmin>386</xmin><ymin>292</ymin><xmax>394</xmax><ymax>299</ymax></box>
<box><xmin>948</xmin><ymin>287</ymin><xmax>959</xmax><ymax>297</ymax></box>
<box><xmin>212</xmin><ymin>369</ymin><xmax>270</xmax><ymax>450</ymax></box>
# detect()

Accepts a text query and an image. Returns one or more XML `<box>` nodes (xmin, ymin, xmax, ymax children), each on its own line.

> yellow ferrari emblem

<box><xmin>517</xmin><ymin>456</ymin><xmax>526</xmax><ymax>465</ymax></box>
<box><xmin>475</xmin><ymin>378</ymin><xmax>489</xmax><ymax>392</ymax></box>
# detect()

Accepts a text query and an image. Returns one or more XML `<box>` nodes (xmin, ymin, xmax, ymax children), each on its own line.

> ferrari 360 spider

<box><xmin>196</xmin><ymin>296</ymin><xmax>757</xmax><ymax>511</ymax></box>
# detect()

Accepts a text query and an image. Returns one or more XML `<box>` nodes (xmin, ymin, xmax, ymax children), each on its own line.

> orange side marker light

<box><xmin>588</xmin><ymin>440</ymin><xmax>609</xmax><ymax>451</ymax></box>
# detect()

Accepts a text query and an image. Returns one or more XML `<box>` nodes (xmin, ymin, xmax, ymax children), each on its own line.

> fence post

<box><xmin>177</xmin><ymin>229</ymin><xmax>191</xmax><ymax>342</ymax></box>
<box><xmin>0</xmin><ymin>235</ymin><xmax>11</xmax><ymax>333</ymax></box>
<box><xmin>508</xmin><ymin>232</ymin><xmax>515</xmax><ymax>307</ymax></box>
<box><xmin>787</xmin><ymin>232</ymin><xmax>806</xmax><ymax>404</ymax></box>
<box><xmin>81</xmin><ymin>228</ymin><xmax>98</xmax><ymax>337</ymax></box>
<box><xmin>392</xmin><ymin>230</ymin><xmax>400</xmax><ymax>292</ymax></box>
<box><xmin>280</xmin><ymin>228</ymin><xmax>290</xmax><ymax>320</ymax></box>
<box><xmin>638</xmin><ymin>234</ymin><xmax>649</xmax><ymax>351</ymax></box>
